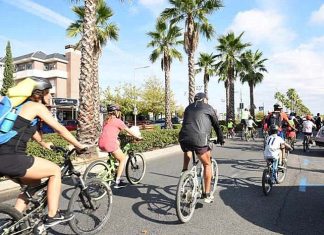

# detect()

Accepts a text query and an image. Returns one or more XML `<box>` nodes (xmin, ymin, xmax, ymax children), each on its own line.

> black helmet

<box><xmin>273</xmin><ymin>103</ymin><xmax>282</xmax><ymax>110</ymax></box>
<box><xmin>107</xmin><ymin>104</ymin><xmax>120</xmax><ymax>112</ymax></box>
<box><xmin>30</xmin><ymin>77</ymin><xmax>52</xmax><ymax>91</ymax></box>
<box><xmin>269</xmin><ymin>124</ymin><xmax>279</xmax><ymax>135</ymax></box>
<box><xmin>194</xmin><ymin>92</ymin><xmax>207</xmax><ymax>101</ymax></box>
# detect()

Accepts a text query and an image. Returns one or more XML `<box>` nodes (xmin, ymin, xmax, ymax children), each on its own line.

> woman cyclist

<box><xmin>98</xmin><ymin>104</ymin><xmax>142</xmax><ymax>188</ymax></box>
<box><xmin>0</xmin><ymin>77</ymin><xmax>86</xmax><ymax>228</ymax></box>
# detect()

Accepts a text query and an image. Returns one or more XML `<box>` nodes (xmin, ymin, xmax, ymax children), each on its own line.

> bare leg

<box><xmin>19</xmin><ymin>157</ymin><xmax>61</xmax><ymax>217</ymax></box>
<box><xmin>112</xmin><ymin>148</ymin><xmax>126</xmax><ymax>179</ymax></box>
<box><xmin>198</xmin><ymin>151</ymin><xmax>212</xmax><ymax>194</ymax></box>
<box><xmin>15</xmin><ymin>179</ymin><xmax>41</xmax><ymax>212</ymax></box>
<box><xmin>183</xmin><ymin>152</ymin><xmax>192</xmax><ymax>171</ymax></box>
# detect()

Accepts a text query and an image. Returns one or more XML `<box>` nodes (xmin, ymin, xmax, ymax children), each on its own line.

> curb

<box><xmin>0</xmin><ymin>145</ymin><xmax>181</xmax><ymax>200</ymax></box>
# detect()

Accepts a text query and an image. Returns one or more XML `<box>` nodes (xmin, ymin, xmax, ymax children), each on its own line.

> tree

<box><xmin>195</xmin><ymin>52</ymin><xmax>217</xmax><ymax>98</ymax></box>
<box><xmin>68</xmin><ymin>0</ymin><xmax>118</xmax><ymax>144</ymax></box>
<box><xmin>215</xmin><ymin>32</ymin><xmax>251</xmax><ymax>121</ymax></box>
<box><xmin>239</xmin><ymin>49</ymin><xmax>268</xmax><ymax>118</ymax></box>
<box><xmin>147</xmin><ymin>18</ymin><xmax>182</xmax><ymax>129</ymax></box>
<box><xmin>1</xmin><ymin>41</ymin><xmax>15</xmax><ymax>96</ymax></box>
<box><xmin>161</xmin><ymin>0</ymin><xmax>223</xmax><ymax>104</ymax></box>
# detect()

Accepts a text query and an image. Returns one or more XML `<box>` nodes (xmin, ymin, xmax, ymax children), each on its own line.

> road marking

<box><xmin>303</xmin><ymin>159</ymin><xmax>310</xmax><ymax>166</ymax></box>
<box><xmin>299</xmin><ymin>177</ymin><xmax>307</xmax><ymax>192</ymax></box>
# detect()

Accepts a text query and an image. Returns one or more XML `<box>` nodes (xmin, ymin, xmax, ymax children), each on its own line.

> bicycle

<box><xmin>175</xmin><ymin>138</ymin><xmax>219</xmax><ymax>223</ymax></box>
<box><xmin>83</xmin><ymin>136</ymin><xmax>146</xmax><ymax>185</ymax></box>
<box><xmin>245</xmin><ymin>128</ymin><xmax>257</xmax><ymax>141</ymax></box>
<box><xmin>0</xmin><ymin>146</ymin><xmax>112</xmax><ymax>235</ymax></box>
<box><xmin>227</xmin><ymin>128</ymin><xmax>235</xmax><ymax>139</ymax></box>
<box><xmin>262</xmin><ymin>149</ymin><xmax>289</xmax><ymax>196</ymax></box>
<box><xmin>303</xmin><ymin>134</ymin><xmax>312</xmax><ymax>152</ymax></box>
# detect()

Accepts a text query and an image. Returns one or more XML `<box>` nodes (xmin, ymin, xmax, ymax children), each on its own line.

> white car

<box><xmin>315</xmin><ymin>126</ymin><xmax>324</xmax><ymax>147</ymax></box>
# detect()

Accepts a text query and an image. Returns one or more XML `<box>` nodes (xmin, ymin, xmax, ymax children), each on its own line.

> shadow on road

<box><xmin>218</xmin><ymin>174</ymin><xmax>324</xmax><ymax>234</ymax></box>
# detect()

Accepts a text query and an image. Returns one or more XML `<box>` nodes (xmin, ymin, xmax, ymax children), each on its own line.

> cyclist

<box><xmin>179</xmin><ymin>92</ymin><xmax>224</xmax><ymax>203</ymax></box>
<box><xmin>0</xmin><ymin>77</ymin><xmax>86</xmax><ymax>227</ymax></box>
<box><xmin>241</xmin><ymin>108</ymin><xmax>251</xmax><ymax>138</ymax></box>
<box><xmin>98</xmin><ymin>104</ymin><xmax>142</xmax><ymax>188</ymax></box>
<box><xmin>264</xmin><ymin>125</ymin><xmax>292</xmax><ymax>181</ymax></box>
<box><xmin>286</xmin><ymin>115</ymin><xmax>297</xmax><ymax>145</ymax></box>
<box><xmin>302</xmin><ymin>115</ymin><xmax>316</xmax><ymax>146</ymax></box>
<box><xmin>315</xmin><ymin>113</ymin><xmax>322</xmax><ymax>131</ymax></box>
<box><xmin>227</xmin><ymin>118</ymin><xmax>235</xmax><ymax>138</ymax></box>
<box><xmin>266</xmin><ymin>103</ymin><xmax>289</xmax><ymax>139</ymax></box>
<box><xmin>247</xmin><ymin>116</ymin><xmax>257</xmax><ymax>139</ymax></box>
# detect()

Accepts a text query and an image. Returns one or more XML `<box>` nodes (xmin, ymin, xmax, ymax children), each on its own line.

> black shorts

<box><xmin>180</xmin><ymin>142</ymin><xmax>211</xmax><ymax>154</ymax></box>
<box><xmin>0</xmin><ymin>154</ymin><xmax>34</xmax><ymax>178</ymax></box>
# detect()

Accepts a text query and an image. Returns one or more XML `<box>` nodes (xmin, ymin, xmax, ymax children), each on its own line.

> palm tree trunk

<box><xmin>164</xmin><ymin>56</ymin><xmax>172</xmax><ymax>129</ymax></box>
<box><xmin>225</xmin><ymin>80</ymin><xmax>229</xmax><ymax>121</ymax></box>
<box><xmin>204</xmin><ymin>73</ymin><xmax>208</xmax><ymax>97</ymax></box>
<box><xmin>92</xmin><ymin>50</ymin><xmax>101</xmax><ymax>143</ymax></box>
<box><xmin>188</xmin><ymin>51</ymin><xmax>195</xmax><ymax>104</ymax></box>
<box><xmin>249</xmin><ymin>83</ymin><xmax>255</xmax><ymax>118</ymax></box>
<box><xmin>229</xmin><ymin>78</ymin><xmax>235</xmax><ymax>120</ymax></box>
<box><xmin>77</xmin><ymin>0</ymin><xmax>97</xmax><ymax>145</ymax></box>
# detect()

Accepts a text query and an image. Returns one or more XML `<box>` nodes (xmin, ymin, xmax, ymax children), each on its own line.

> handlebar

<box><xmin>50</xmin><ymin>145</ymin><xmax>88</xmax><ymax>157</ymax></box>
<box><xmin>209</xmin><ymin>137</ymin><xmax>224</xmax><ymax>145</ymax></box>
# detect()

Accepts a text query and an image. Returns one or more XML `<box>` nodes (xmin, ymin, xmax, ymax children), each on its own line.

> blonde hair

<box><xmin>104</xmin><ymin>110</ymin><xmax>121</xmax><ymax>124</ymax></box>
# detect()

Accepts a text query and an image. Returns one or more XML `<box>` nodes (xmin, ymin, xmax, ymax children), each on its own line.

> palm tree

<box><xmin>147</xmin><ymin>19</ymin><xmax>183</xmax><ymax>129</ymax></box>
<box><xmin>161</xmin><ymin>0</ymin><xmax>223</xmax><ymax>104</ymax></box>
<box><xmin>68</xmin><ymin>0</ymin><xmax>118</xmax><ymax>143</ymax></box>
<box><xmin>215</xmin><ymin>32</ymin><xmax>251</xmax><ymax>121</ymax></box>
<box><xmin>239</xmin><ymin>49</ymin><xmax>268</xmax><ymax>118</ymax></box>
<box><xmin>195</xmin><ymin>52</ymin><xmax>217</xmax><ymax>98</ymax></box>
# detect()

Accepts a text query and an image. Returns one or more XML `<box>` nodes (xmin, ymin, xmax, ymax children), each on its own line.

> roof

<box><xmin>12</xmin><ymin>51</ymin><xmax>67</xmax><ymax>62</ymax></box>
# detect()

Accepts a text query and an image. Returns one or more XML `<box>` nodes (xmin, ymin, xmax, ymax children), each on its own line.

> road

<box><xmin>1</xmin><ymin>137</ymin><xmax>324</xmax><ymax>235</ymax></box>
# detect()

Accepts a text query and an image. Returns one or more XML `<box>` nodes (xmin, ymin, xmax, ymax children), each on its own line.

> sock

<box><xmin>116</xmin><ymin>177</ymin><xmax>120</xmax><ymax>184</ymax></box>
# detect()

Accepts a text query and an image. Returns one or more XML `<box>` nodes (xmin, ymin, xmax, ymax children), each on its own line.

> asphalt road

<box><xmin>1</xmin><ymin>137</ymin><xmax>324</xmax><ymax>235</ymax></box>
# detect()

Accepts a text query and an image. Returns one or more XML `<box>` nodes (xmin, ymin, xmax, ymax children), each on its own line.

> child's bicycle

<box><xmin>83</xmin><ymin>136</ymin><xmax>146</xmax><ymax>185</ymax></box>
<box><xmin>0</xmin><ymin>146</ymin><xmax>112</xmax><ymax>235</ymax></box>
<box><xmin>175</xmin><ymin>138</ymin><xmax>219</xmax><ymax>223</ymax></box>
<box><xmin>262</xmin><ymin>149</ymin><xmax>289</xmax><ymax>196</ymax></box>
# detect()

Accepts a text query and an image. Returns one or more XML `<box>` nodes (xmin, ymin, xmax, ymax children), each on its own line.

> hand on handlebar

<box><xmin>217</xmin><ymin>140</ymin><xmax>225</xmax><ymax>146</ymax></box>
<box><xmin>75</xmin><ymin>146</ymin><xmax>88</xmax><ymax>155</ymax></box>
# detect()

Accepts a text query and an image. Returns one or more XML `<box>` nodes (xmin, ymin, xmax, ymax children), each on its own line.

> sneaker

<box><xmin>114</xmin><ymin>180</ymin><xmax>128</xmax><ymax>189</ymax></box>
<box><xmin>204</xmin><ymin>195</ymin><xmax>214</xmax><ymax>203</ymax></box>
<box><xmin>44</xmin><ymin>211</ymin><xmax>74</xmax><ymax>228</ymax></box>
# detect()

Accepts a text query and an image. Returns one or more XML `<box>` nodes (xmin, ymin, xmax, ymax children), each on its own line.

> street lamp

<box><xmin>133</xmin><ymin>65</ymin><xmax>150</xmax><ymax>126</ymax></box>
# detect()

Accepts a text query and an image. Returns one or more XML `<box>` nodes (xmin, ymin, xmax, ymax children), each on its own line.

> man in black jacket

<box><xmin>179</xmin><ymin>92</ymin><xmax>224</xmax><ymax>203</ymax></box>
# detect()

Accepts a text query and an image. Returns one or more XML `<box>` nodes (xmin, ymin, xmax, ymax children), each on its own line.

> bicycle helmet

<box><xmin>269</xmin><ymin>124</ymin><xmax>279</xmax><ymax>135</ymax></box>
<box><xmin>30</xmin><ymin>77</ymin><xmax>52</xmax><ymax>91</ymax></box>
<box><xmin>194</xmin><ymin>92</ymin><xmax>207</xmax><ymax>101</ymax></box>
<box><xmin>107</xmin><ymin>104</ymin><xmax>120</xmax><ymax>112</ymax></box>
<box><xmin>273</xmin><ymin>103</ymin><xmax>282</xmax><ymax>110</ymax></box>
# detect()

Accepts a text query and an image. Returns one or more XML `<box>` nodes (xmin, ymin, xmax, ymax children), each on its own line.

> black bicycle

<box><xmin>0</xmin><ymin>146</ymin><xmax>112</xmax><ymax>235</ymax></box>
<box><xmin>303</xmin><ymin>134</ymin><xmax>311</xmax><ymax>152</ymax></box>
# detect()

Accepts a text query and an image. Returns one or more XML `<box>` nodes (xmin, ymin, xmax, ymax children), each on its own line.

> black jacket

<box><xmin>179</xmin><ymin>101</ymin><xmax>224</xmax><ymax>147</ymax></box>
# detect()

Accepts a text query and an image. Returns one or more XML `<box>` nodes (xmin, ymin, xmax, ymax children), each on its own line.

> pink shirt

<box><xmin>98</xmin><ymin>117</ymin><xmax>127</xmax><ymax>152</ymax></box>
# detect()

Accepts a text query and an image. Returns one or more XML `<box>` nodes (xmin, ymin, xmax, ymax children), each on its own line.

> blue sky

<box><xmin>0</xmin><ymin>0</ymin><xmax>323</xmax><ymax>115</ymax></box>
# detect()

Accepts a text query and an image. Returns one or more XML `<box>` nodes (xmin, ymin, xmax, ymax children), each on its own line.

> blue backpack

<box><xmin>0</xmin><ymin>96</ymin><xmax>37</xmax><ymax>144</ymax></box>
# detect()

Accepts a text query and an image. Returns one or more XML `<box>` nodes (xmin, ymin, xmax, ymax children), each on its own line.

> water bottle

<box><xmin>0</xmin><ymin>110</ymin><xmax>17</xmax><ymax>133</ymax></box>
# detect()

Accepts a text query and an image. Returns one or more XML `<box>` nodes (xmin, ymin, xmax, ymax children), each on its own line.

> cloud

<box><xmin>138</xmin><ymin>0</ymin><xmax>168</xmax><ymax>16</ymax></box>
<box><xmin>2</xmin><ymin>0</ymin><xmax>73</xmax><ymax>28</ymax></box>
<box><xmin>310</xmin><ymin>4</ymin><xmax>324</xmax><ymax>25</ymax></box>
<box><xmin>228</xmin><ymin>9</ymin><xmax>296</xmax><ymax>51</ymax></box>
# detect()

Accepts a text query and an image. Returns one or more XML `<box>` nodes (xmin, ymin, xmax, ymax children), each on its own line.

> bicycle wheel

<box><xmin>68</xmin><ymin>179</ymin><xmax>112</xmax><ymax>235</ymax></box>
<box><xmin>126</xmin><ymin>153</ymin><xmax>146</xmax><ymax>184</ymax></box>
<box><xmin>83</xmin><ymin>160</ymin><xmax>114</xmax><ymax>185</ymax></box>
<box><xmin>277</xmin><ymin>161</ymin><xmax>287</xmax><ymax>184</ymax></box>
<box><xmin>262</xmin><ymin>169</ymin><xmax>272</xmax><ymax>196</ymax></box>
<box><xmin>210</xmin><ymin>159</ymin><xmax>219</xmax><ymax>195</ymax></box>
<box><xmin>176</xmin><ymin>171</ymin><xmax>197</xmax><ymax>223</ymax></box>
<box><xmin>0</xmin><ymin>203</ymin><xmax>27</xmax><ymax>235</ymax></box>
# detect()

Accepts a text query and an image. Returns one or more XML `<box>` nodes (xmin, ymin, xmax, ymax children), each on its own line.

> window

<box><xmin>26</xmin><ymin>63</ymin><xmax>32</xmax><ymax>70</ymax></box>
<box><xmin>44</xmin><ymin>63</ymin><xmax>56</xmax><ymax>71</ymax></box>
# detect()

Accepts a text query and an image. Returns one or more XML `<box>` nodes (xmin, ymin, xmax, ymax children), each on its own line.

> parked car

<box><xmin>153</xmin><ymin>117</ymin><xmax>183</xmax><ymax>128</ymax></box>
<box><xmin>61</xmin><ymin>120</ymin><xmax>78</xmax><ymax>131</ymax></box>
<box><xmin>315</xmin><ymin>126</ymin><xmax>324</xmax><ymax>147</ymax></box>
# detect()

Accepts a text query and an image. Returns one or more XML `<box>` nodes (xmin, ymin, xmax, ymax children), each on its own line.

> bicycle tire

<box><xmin>277</xmin><ymin>161</ymin><xmax>287</xmax><ymax>184</ymax></box>
<box><xmin>0</xmin><ymin>203</ymin><xmax>28</xmax><ymax>235</ymax></box>
<box><xmin>68</xmin><ymin>179</ymin><xmax>112</xmax><ymax>235</ymax></box>
<box><xmin>262</xmin><ymin>169</ymin><xmax>272</xmax><ymax>196</ymax></box>
<box><xmin>126</xmin><ymin>153</ymin><xmax>146</xmax><ymax>185</ymax></box>
<box><xmin>83</xmin><ymin>160</ymin><xmax>113</xmax><ymax>185</ymax></box>
<box><xmin>210</xmin><ymin>159</ymin><xmax>219</xmax><ymax>196</ymax></box>
<box><xmin>176</xmin><ymin>171</ymin><xmax>197</xmax><ymax>223</ymax></box>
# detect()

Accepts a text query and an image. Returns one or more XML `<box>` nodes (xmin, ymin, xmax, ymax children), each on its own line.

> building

<box><xmin>0</xmin><ymin>45</ymin><xmax>81</xmax><ymax>120</ymax></box>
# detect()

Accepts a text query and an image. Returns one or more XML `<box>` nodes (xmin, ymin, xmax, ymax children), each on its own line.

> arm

<box><xmin>209</xmin><ymin>107</ymin><xmax>224</xmax><ymax>143</ymax></box>
<box><xmin>32</xmin><ymin>130</ymin><xmax>53</xmax><ymax>149</ymax></box>
<box><xmin>124</xmin><ymin>127</ymin><xmax>142</xmax><ymax>139</ymax></box>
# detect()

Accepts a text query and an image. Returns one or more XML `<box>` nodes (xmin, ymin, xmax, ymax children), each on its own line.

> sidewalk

<box><xmin>0</xmin><ymin>145</ymin><xmax>181</xmax><ymax>200</ymax></box>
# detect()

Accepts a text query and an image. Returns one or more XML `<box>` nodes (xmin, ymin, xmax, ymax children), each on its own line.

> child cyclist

<box><xmin>264</xmin><ymin>125</ymin><xmax>292</xmax><ymax>180</ymax></box>
<box><xmin>98</xmin><ymin>104</ymin><xmax>142</xmax><ymax>188</ymax></box>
